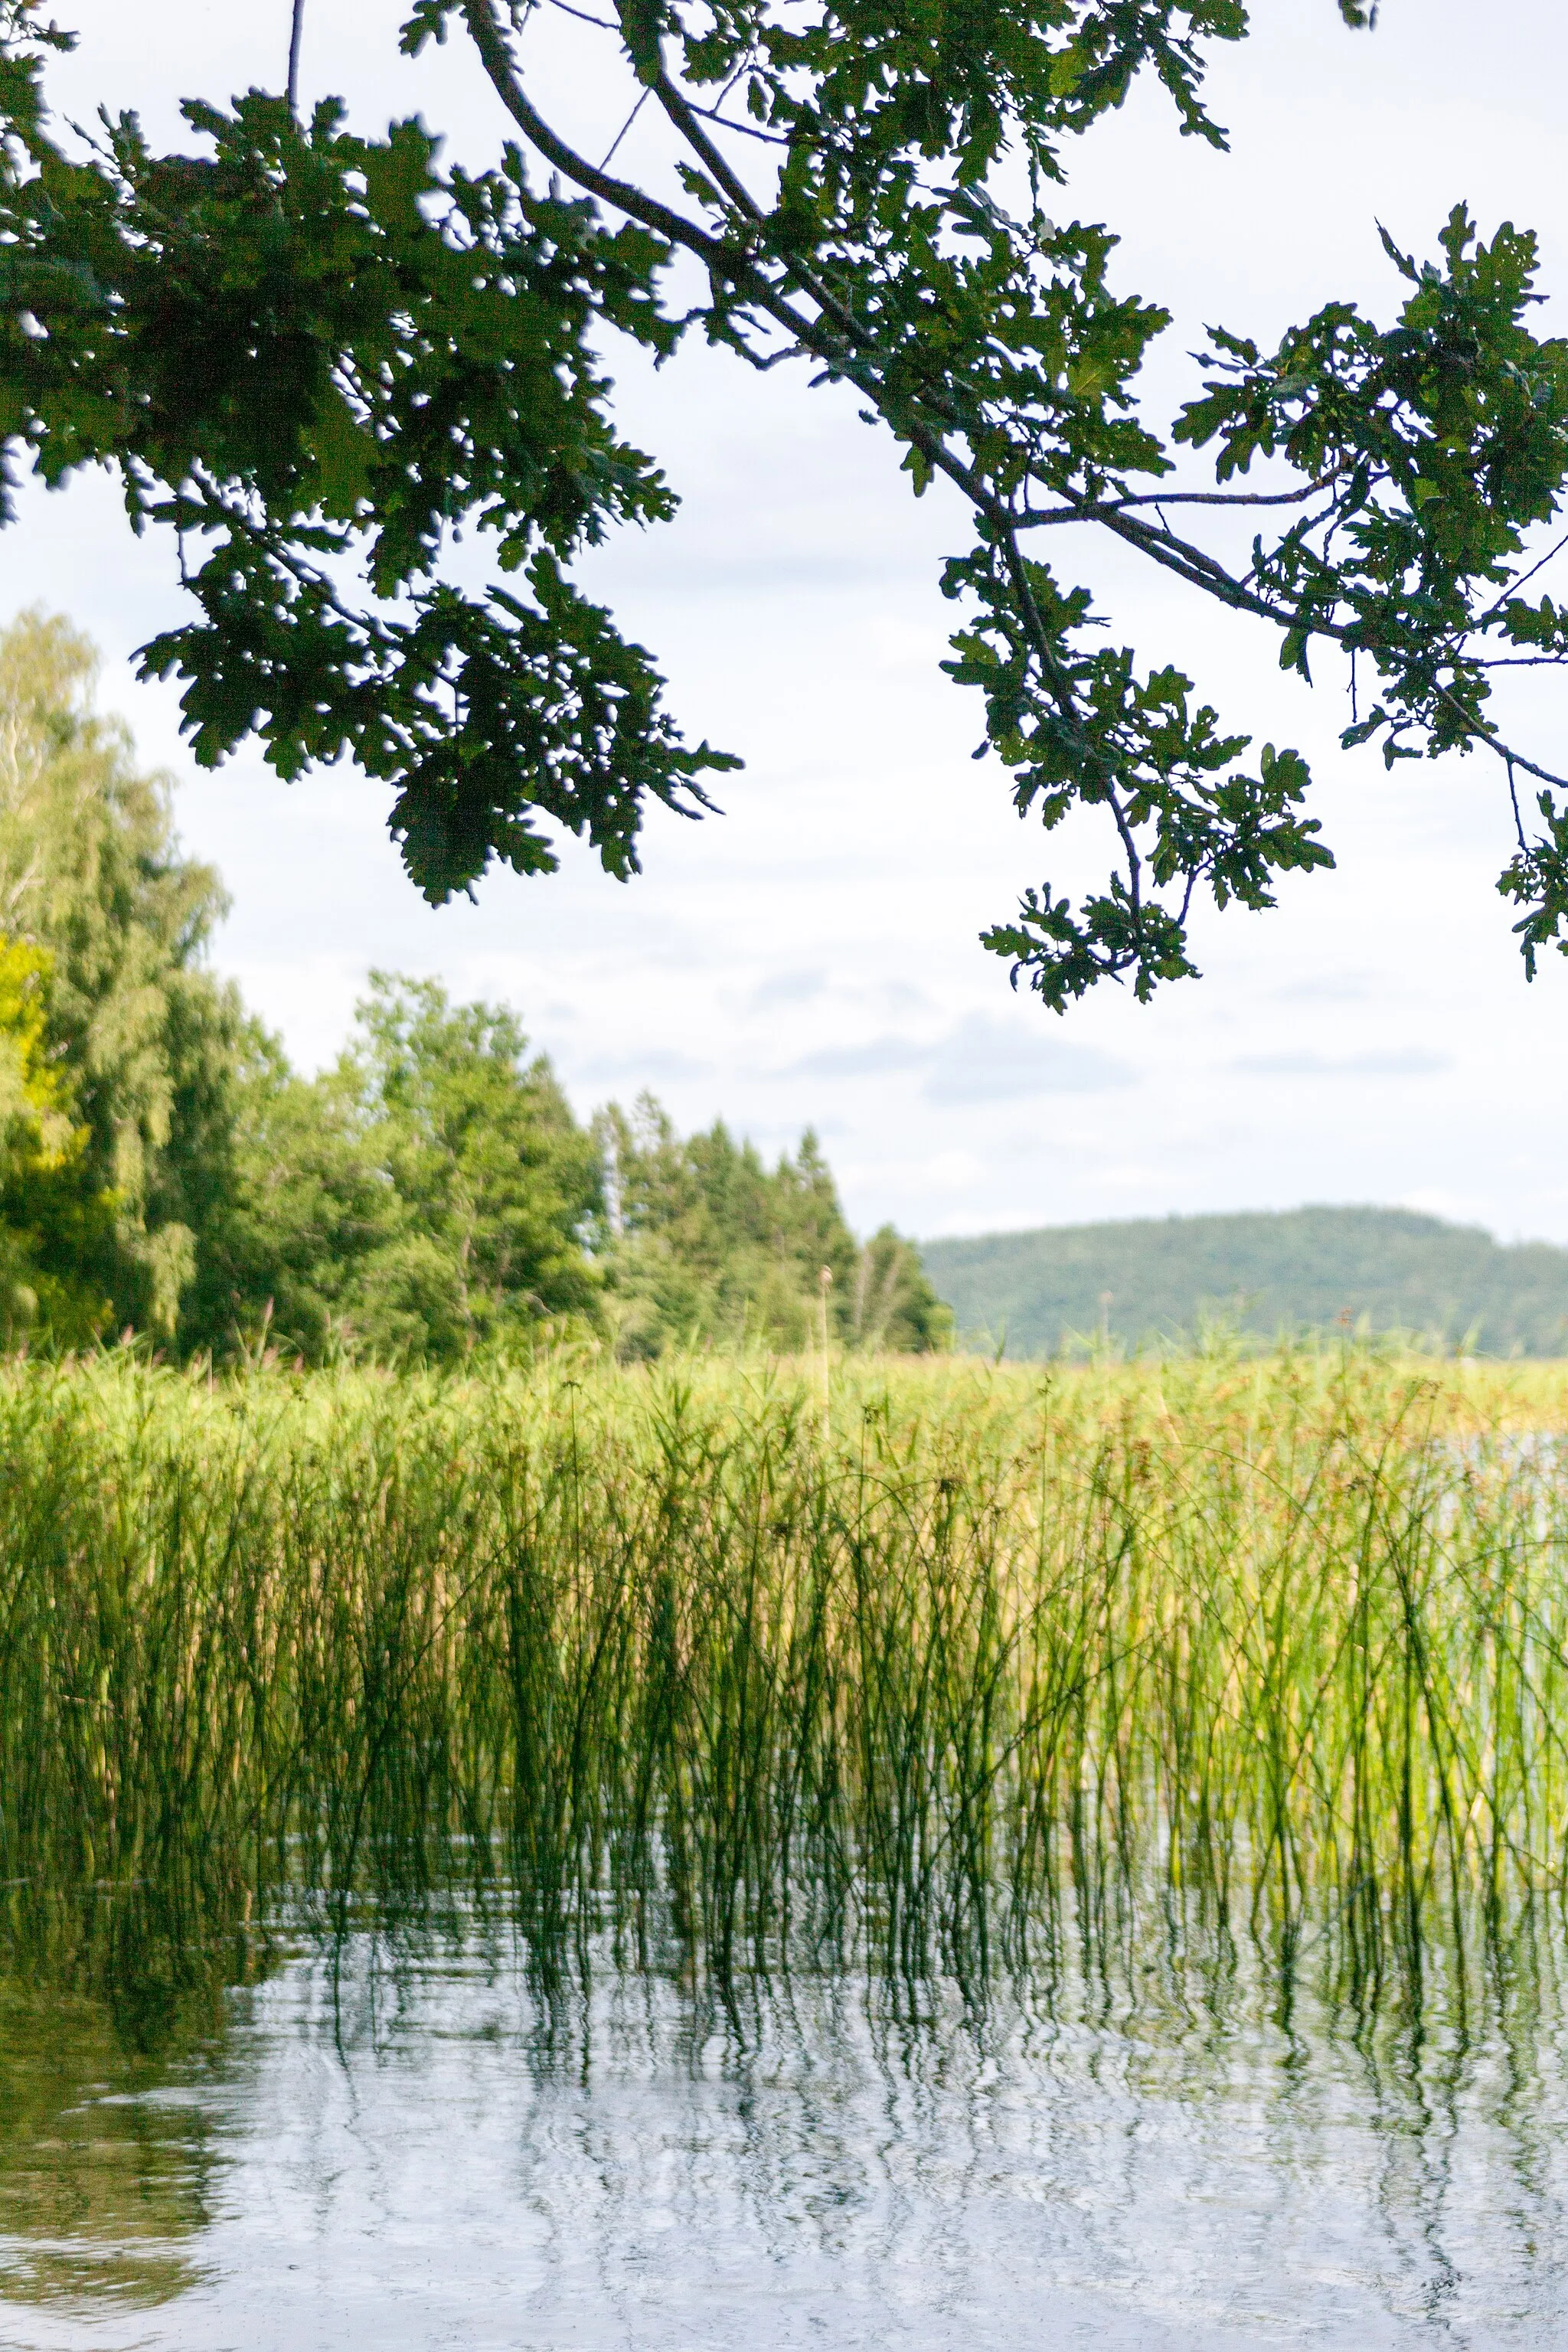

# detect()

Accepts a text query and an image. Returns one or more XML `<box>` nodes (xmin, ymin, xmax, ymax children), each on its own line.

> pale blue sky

<box><xmin>7</xmin><ymin>0</ymin><xmax>1568</xmax><ymax>1242</ymax></box>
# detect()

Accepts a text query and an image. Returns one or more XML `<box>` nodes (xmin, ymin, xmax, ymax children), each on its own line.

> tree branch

<box><xmin>1092</xmin><ymin>502</ymin><xmax>1329</xmax><ymax>633</ymax></box>
<box><xmin>1106</xmin><ymin>477</ymin><xmax>1343</xmax><ymax>512</ymax></box>
<box><xmin>288</xmin><ymin>0</ymin><xmax>305</xmax><ymax>113</ymax></box>
<box><xmin>647</xmin><ymin>58</ymin><xmax>766</xmax><ymax>222</ymax></box>
<box><xmin>460</xmin><ymin>0</ymin><xmax>733</xmax><ymax>267</ymax></box>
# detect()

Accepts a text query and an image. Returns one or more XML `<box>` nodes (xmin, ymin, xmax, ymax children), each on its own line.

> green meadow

<box><xmin>7</xmin><ymin>1344</ymin><xmax>1568</xmax><ymax>2009</ymax></box>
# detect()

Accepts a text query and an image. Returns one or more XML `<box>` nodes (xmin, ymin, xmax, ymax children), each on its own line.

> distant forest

<box><xmin>0</xmin><ymin>612</ymin><xmax>947</xmax><ymax>1364</ymax></box>
<box><xmin>921</xmin><ymin>1207</ymin><xmax>1568</xmax><ymax>1359</ymax></box>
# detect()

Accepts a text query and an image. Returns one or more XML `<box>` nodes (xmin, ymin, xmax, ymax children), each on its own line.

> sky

<box><xmin>6</xmin><ymin>0</ymin><xmax>1568</xmax><ymax>1245</ymax></box>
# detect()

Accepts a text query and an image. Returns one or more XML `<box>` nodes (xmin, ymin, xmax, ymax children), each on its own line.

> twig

<box><xmin>1475</xmin><ymin>525</ymin><xmax>1568</xmax><ymax>631</ymax></box>
<box><xmin>1508</xmin><ymin>754</ymin><xmax>1528</xmax><ymax>855</ymax></box>
<box><xmin>601</xmin><ymin>85</ymin><xmax>652</xmax><ymax>172</ymax></box>
<box><xmin>547</xmin><ymin>0</ymin><xmax>619</xmax><ymax>24</ymax></box>
<box><xmin>682</xmin><ymin>98</ymin><xmax>789</xmax><ymax>149</ymax></box>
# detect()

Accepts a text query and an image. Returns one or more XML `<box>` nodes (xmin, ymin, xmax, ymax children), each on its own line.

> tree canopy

<box><xmin>596</xmin><ymin>1093</ymin><xmax>949</xmax><ymax>1357</ymax></box>
<box><xmin>0</xmin><ymin>609</ymin><xmax>248</xmax><ymax>1335</ymax></box>
<box><xmin>0</xmin><ymin>608</ymin><xmax>945</xmax><ymax>1362</ymax></box>
<box><xmin>212</xmin><ymin>972</ymin><xmax>604</xmax><ymax>1361</ymax></box>
<box><xmin>2</xmin><ymin>1</ymin><xmax>1566</xmax><ymax>1004</ymax></box>
<box><xmin>0</xmin><ymin>933</ymin><xmax>113</xmax><ymax>1341</ymax></box>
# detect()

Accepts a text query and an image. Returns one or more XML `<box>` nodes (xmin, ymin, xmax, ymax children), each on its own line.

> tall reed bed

<box><xmin>2</xmin><ymin>1348</ymin><xmax>1568</xmax><ymax>1988</ymax></box>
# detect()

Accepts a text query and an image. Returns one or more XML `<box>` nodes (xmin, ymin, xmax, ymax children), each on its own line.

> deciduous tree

<box><xmin>216</xmin><ymin>972</ymin><xmax>603</xmax><ymax>1361</ymax></box>
<box><xmin>3</xmin><ymin>2</ymin><xmax>1566</xmax><ymax>1003</ymax></box>
<box><xmin>0</xmin><ymin>609</ymin><xmax>241</xmax><ymax>1335</ymax></box>
<box><xmin>0</xmin><ymin>934</ymin><xmax>114</xmax><ymax>1342</ymax></box>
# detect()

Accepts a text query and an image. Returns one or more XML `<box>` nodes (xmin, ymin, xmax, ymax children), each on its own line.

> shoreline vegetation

<box><xmin>10</xmin><ymin>607</ymin><xmax>1568</xmax><ymax>2053</ymax></box>
<box><xmin>8</xmin><ymin>1344</ymin><xmax>1568</xmax><ymax>2021</ymax></box>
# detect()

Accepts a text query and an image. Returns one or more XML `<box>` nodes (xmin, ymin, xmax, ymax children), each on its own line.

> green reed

<box><xmin>3</xmin><ymin>1347</ymin><xmax>1568</xmax><ymax>1991</ymax></box>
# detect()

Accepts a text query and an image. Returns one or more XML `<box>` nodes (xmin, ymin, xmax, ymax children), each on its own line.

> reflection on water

<box><xmin>4</xmin><ymin>1909</ymin><xmax>1568</xmax><ymax>2349</ymax></box>
<box><xmin>0</xmin><ymin>1974</ymin><xmax>219</xmax><ymax>2320</ymax></box>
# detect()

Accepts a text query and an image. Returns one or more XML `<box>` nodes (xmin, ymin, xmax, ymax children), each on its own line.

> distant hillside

<box><xmin>920</xmin><ymin>1207</ymin><xmax>1568</xmax><ymax>1358</ymax></box>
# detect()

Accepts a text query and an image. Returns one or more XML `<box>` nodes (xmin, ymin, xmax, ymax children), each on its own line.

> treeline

<box><xmin>0</xmin><ymin>612</ymin><xmax>947</xmax><ymax>1364</ymax></box>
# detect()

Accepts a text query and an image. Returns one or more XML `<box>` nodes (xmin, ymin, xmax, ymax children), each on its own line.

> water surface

<box><xmin>3</xmin><ymin>1917</ymin><xmax>1568</xmax><ymax>2350</ymax></box>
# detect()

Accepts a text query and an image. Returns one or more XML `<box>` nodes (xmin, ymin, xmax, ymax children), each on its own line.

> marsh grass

<box><xmin>5</xmin><ymin>1345</ymin><xmax>1568</xmax><ymax>2007</ymax></box>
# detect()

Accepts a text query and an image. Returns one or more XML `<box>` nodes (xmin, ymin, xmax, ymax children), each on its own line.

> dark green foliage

<box><xmin>202</xmin><ymin>974</ymin><xmax>603</xmax><ymax>1364</ymax></box>
<box><xmin>596</xmin><ymin>1093</ymin><xmax>948</xmax><ymax>1355</ymax></box>
<box><xmin>2</xmin><ymin>2</ymin><xmax>1565</xmax><ymax>998</ymax></box>
<box><xmin>213</xmin><ymin>983</ymin><xmax>945</xmax><ymax>1367</ymax></box>
<box><xmin>333</xmin><ymin>972</ymin><xmax>603</xmax><ymax>1356</ymax></box>
<box><xmin>190</xmin><ymin>1034</ymin><xmax>392</xmax><ymax>1361</ymax></box>
<box><xmin>0</xmin><ymin>42</ymin><xmax>734</xmax><ymax>900</ymax></box>
<box><xmin>922</xmin><ymin>1203</ymin><xmax>1568</xmax><ymax>1357</ymax></box>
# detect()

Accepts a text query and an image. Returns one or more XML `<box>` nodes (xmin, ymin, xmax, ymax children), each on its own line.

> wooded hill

<box><xmin>920</xmin><ymin>1207</ymin><xmax>1568</xmax><ymax>1359</ymax></box>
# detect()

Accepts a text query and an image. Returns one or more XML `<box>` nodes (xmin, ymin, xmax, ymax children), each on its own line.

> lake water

<box><xmin>5</xmin><ymin>1916</ymin><xmax>1568</xmax><ymax>2350</ymax></box>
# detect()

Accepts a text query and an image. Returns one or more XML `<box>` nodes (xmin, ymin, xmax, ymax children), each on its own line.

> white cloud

<box><xmin>924</xmin><ymin>1016</ymin><xmax>1132</xmax><ymax>1104</ymax></box>
<box><xmin>791</xmin><ymin>1037</ymin><xmax>930</xmax><ymax>1081</ymax></box>
<box><xmin>1233</xmin><ymin>1050</ymin><xmax>1451</xmax><ymax>1080</ymax></box>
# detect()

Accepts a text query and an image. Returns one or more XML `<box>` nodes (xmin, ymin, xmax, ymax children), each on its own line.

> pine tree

<box><xmin>594</xmin><ymin>1095</ymin><xmax>947</xmax><ymax>1358</ymax></box>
